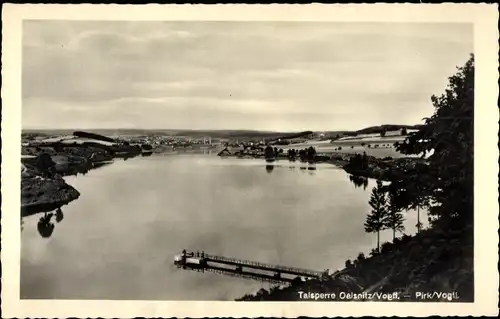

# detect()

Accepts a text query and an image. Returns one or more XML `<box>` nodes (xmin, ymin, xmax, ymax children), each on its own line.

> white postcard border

<box><xmin>1</xmin><ymin>3</ymin><xmax>498</xmax><ymax>317</ymax></box>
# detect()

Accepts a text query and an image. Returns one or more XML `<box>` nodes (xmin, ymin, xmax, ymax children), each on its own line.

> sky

<box><xmin>22</xmin><ymin>21</ymin><xmax>473</xmax><ymax>131</ymax></box>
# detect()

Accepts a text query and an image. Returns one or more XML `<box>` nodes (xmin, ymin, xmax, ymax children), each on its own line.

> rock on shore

<box><xmin>21</xmin><ymin>176</ymin><xmax>80</xmax><ymax>216</ymax></box>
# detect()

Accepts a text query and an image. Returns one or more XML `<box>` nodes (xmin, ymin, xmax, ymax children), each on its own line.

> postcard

<box><xmin>2</xmin><ymin>3</ymin><xmax>499</xmax><ymax>317</ymax></box>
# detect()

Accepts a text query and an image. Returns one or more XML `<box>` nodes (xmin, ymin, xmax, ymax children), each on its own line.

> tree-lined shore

<box><xmin>237</xmin><ymin>55</ymin><xmax>474</xmax><ymax>302</ymax></box>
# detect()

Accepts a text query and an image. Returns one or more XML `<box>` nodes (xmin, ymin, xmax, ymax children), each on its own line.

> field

<box><xmin>281</xmin><ymin>130</ymin><xmax>415</xmax><ymax>158</ymax></box>
<box><xmin>325</xmin><ymin>145</ymin><xmax>405</xmax><ymax>158</ymax></box>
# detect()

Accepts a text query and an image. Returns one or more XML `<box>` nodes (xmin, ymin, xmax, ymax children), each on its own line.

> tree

<box><xmin>37</xmin><ymin>213</ymin><xmax>55</xmax><ymax>238</ymax></box>
<box><xmin>384</xmin><ymin>189</ymin><xmax>405</xmax><ymax>240</ymax></box>
<box><xmin>401</xmin><ymin>127</ymin><xmax>408</xmax><ymax>135</ymax></box>
<box><xmin>36</xmin><ymin>153</ymin><xmax>56</xmax><ymax>177</ymax></box>
<box><xmin>416</xmin><ymin>205</ymin><xmax>423</xmax><ymax>233</ymax></box>
<box><xmin>362</xmin><ymin>152</ymin><xmax>368</xmax><ymax>169</ymax></box>
<box><xmin>364</xmin><ymin>180</ymin><xmax>388</xmax><ymax>252</ymax></box>
<box><xmin>396</xmin><ymin>54</ymin><xmax>474</xmax><ymax>228</ymax></box>
<box><xmin>264</xmin><ymin>145</ymin><xmax>274</xmax><ymax>158</ymax></box>
<box><xmin>380</xmin><ymin>129</ymin><xmax>386</xmax><ymax>137</ymax></box>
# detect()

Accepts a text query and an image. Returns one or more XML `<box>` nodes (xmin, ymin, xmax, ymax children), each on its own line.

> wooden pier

<box><xmin>174</xmin><ymin>250</ymin><xmax>327</xmax><ymax>285</ymax></box>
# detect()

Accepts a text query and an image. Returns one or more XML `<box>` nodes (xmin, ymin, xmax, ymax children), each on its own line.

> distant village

<box><xmin>21</xmin><ymin>130</ymin><xmax>324</xmax><ymax>150</ymax></box>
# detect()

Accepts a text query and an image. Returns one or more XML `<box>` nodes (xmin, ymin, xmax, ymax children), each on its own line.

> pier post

<box><xmin>181</xmin><ymin>249</ymin><xmax>187</xmax><ymax>266</ymax></box>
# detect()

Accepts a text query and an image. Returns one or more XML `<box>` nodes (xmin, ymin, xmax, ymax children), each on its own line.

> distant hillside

<box><xmin>22</xmin><ymin>125</ymin><xmax>422</xmax><ymax>140</ymax></box>
<box><xmin>355</xmin><ymin>124</ymin><xmax>423</xmax><ymax>135</ymax></box>
<box><xmin>22</xmin><ymin>129</ymin><xmax>312</xmax><ymax>140</ymax></box>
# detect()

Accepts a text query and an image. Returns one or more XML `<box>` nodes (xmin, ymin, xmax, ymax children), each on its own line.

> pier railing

<box><xmin>204</xmin><ymin>265</ymin><xmax>292</xmax><ymax>285</ymax></box>
<box><xmin>203</xmin><ymin>253</ymin><xmax>323</xmax><ymax>278</ymax></box>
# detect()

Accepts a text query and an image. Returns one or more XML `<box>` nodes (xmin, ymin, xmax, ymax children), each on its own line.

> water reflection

<box><xmin>55</xmin><ymin>207</ymin><xmax>64</xmax><ymax>223</ymax></box>
<box><xmin>114</xmin><ymin>153</ymin><xmax>141</xmax><ymax>162</ymax></box>
<box><xmin>92</xmin><ymin>161</ymin><xmax>113</xmax><ymax>169</ymax></box>
<box><xmin>60</xmin><ymin>160</ymin><xmax>114</xmax><ymax>177</ymax></box>
<box><xmin>290</xmin><ymin>163</ymin><xmax>313</xmax><ymax>175</ymax></box>
<box><xmin>24</xmin><ymin>206</ymin><xmax>66</xmax><ymax>239</ymax></box>
<box><xmin>22</xmin><ymin>159</ymin><xmax>111</xmax><ymax>237</ymax></box>
<box><xmin>264</xmin><ymin>163</ymin><xmax>320</xmax><ymax>174</ymax></box>
<box><xmin>348</xmin><ymin>174</ymin><xmax>369</xmax><ymax>190</ymax></box>
<box><xmin>37</xmin><ymin>212</ymin><xmax>56</xmax><ymax>238</ymax></box>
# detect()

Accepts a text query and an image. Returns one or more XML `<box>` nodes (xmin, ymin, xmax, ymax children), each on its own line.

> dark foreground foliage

<box><xmin>237</xmin><ymin>224</ymin><xmax>473</xmax><ymax>301</ymax></box>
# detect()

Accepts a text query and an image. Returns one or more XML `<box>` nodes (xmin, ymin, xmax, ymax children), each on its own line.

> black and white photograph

<box><xmin>2</xmin><ymin>3</ymin><xmax>498</xmax><ymax>318</ymax></box>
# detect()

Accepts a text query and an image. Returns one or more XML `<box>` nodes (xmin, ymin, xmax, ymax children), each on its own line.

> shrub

<box><xmin>345</xmin><ymin>259</ymin><xmax>354</xmax><ymax>269</ymax></box>
<box><xmin>356</xmin><ymin>252</ymin><xmax>366</xmax><ymax>263</ymax></box>
<box><xmin>291</xmin><ymin>276</ymin><xmax>303</xmax><ymax>286</ymax></box>
<box><xmin>380</xmin><ymin>241</ymin><xmax>394</xmax><ymax>254</ymax></box>
<box><xmin>400</xmin><ymin>234</ymin><xmax>412</xmax><ymax>244</ymax></box>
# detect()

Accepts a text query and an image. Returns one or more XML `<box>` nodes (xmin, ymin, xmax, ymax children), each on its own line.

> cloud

<box><xmin>22</xmin><ymin>21</ymin><xmax>473</xmax><ymax>131</ymax></box>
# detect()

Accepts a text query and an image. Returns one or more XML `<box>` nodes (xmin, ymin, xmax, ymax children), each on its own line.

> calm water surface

<box><xmin>21</xmin><ymin>154</ymin><xmax>421</xmax><ymax>300</ymax></box>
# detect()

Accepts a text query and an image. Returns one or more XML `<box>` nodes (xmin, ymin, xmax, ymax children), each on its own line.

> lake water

<box><xmin>21</xmin><ymin>154</ymin><xmax>422</xmax><ymax>300</ymax></box>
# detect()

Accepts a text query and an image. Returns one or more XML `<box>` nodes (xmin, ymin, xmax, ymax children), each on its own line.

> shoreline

<box><xmin>230</xmin><ymin>155</ymin><xmax>473</xmax><ymax>302</ymax></box>
<box><xmin>210</xmin><ymin>150</ymin><xmax>473</xmax><ymax>302</ymax></box>
<box><xmin>21</xmin><ymin>141</ymin><xmax>144</xmax><ymax>216</ymax></box>
<box><xmin>20</xmin><ymin>143</ymin><xmax>415</xmax><ymax>216</ymax></box>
